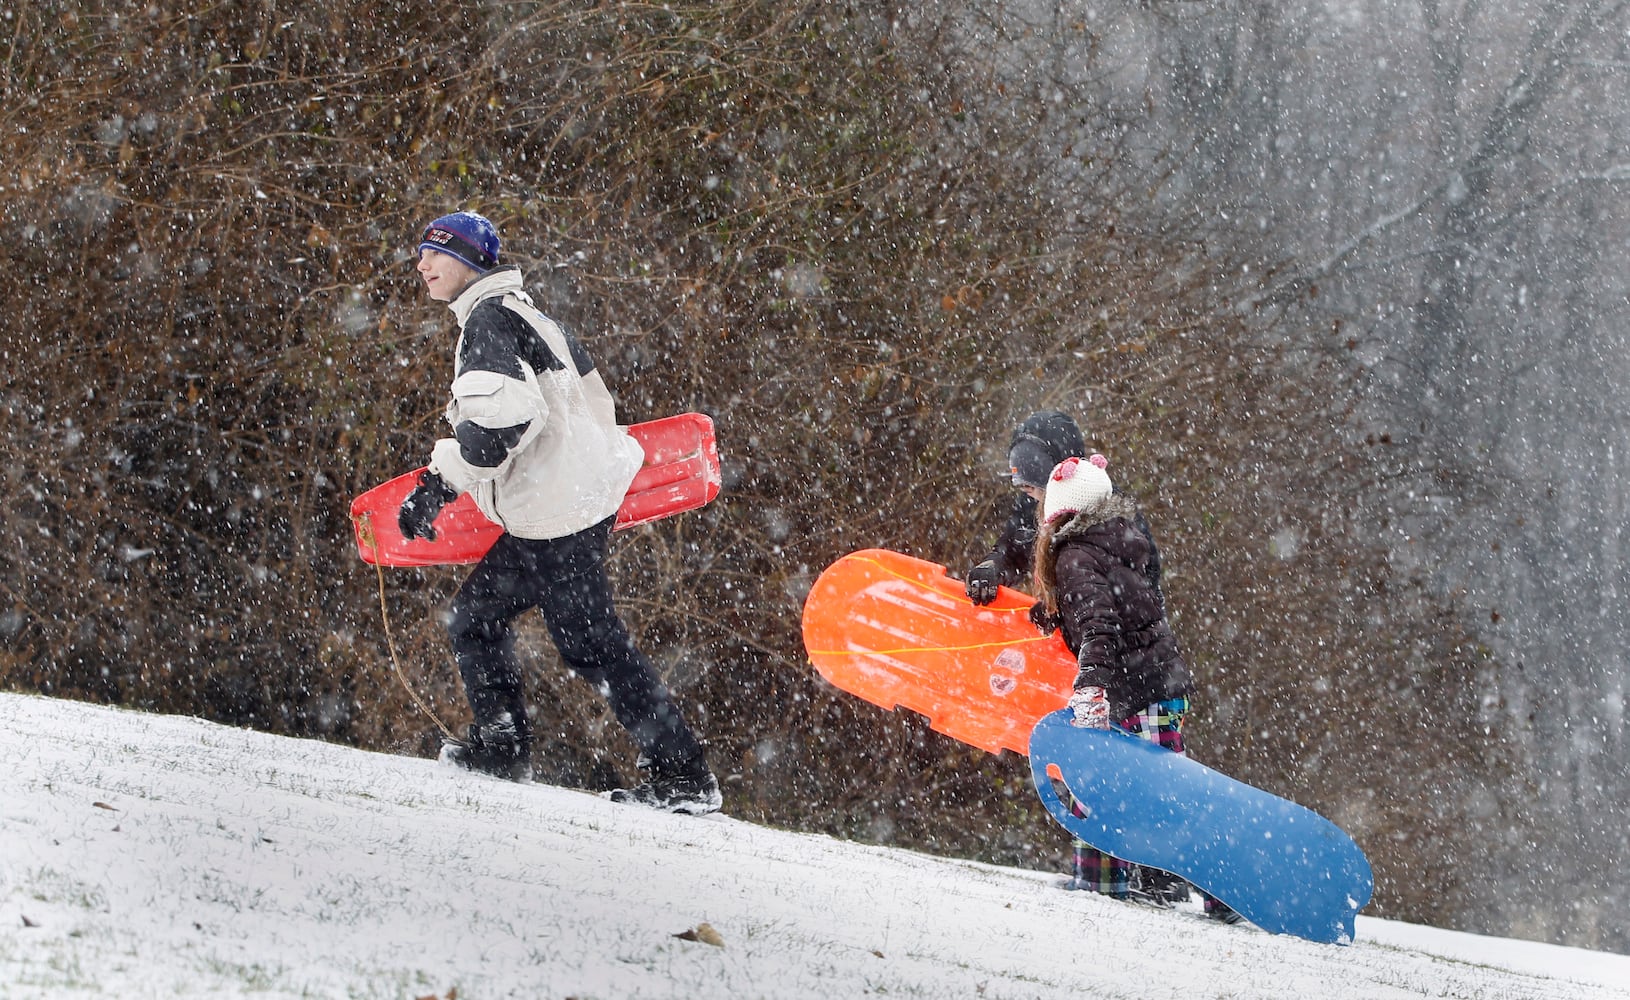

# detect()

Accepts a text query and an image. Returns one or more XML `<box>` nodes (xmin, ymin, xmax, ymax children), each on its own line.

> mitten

<box><xmin>1028</xmin><ymin>601</ymin><xmax>1061</xmax><ymax>635</ymax></box>
<box><xmin>1068</xmin><ymin>686</ymin><xmax>1110</xmax><ymax>729</ymax></box>
<box><xmin>398</xmin><ymin>469</ymin><xmax>459</xmax><ymax>541</ymax></box>
<box><xmin>965</xmin><ymin>559</ymin><xmax>1001</xmax><ymax>605</ymax></box>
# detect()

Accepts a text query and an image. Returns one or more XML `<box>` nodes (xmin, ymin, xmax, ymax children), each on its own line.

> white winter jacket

<box><xmin>426</xmin><ymin>267</ymin><xmax>644</xmax><ymax>540</ymax></box>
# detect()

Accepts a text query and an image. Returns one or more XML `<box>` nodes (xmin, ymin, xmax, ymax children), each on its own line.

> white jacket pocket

<box><xmin>448</xmin><ymin>370</ymin><xmax>508</xmax><ymax>424</ymax></box>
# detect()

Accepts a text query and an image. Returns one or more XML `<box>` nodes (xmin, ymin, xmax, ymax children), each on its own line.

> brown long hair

<box><xmin>1032</xmin><ymin>515</ymin><xmax>1067</xmax><ymax>616</ymax></box>
<box><xmin>1031</xmin><ymin>492</ymin><xmax>1134</xmax><ymax>616</ymax></box>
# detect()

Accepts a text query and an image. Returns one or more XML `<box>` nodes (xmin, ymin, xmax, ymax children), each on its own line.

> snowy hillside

<box><xmin>2</xmin><ymin>692</ymin><xmax>1627</xmax><ymax>999</ymax></box>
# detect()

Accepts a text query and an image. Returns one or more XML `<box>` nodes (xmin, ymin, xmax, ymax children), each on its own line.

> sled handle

<box><xmin>1031</xmin><ymin>759</ymin><xmax>1067</xmax><ymax>814</ymax></box>
<box><xmin>1028</xmin><ymin>712</ymin><xmax>1131</xmax><ymax>840</ymax></box>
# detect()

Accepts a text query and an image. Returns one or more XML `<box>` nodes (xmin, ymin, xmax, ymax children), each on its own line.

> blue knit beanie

<box><xmin>418</xmin><ymin>212</ymin><xmax>500</xmax><ymax>272</ymax></box>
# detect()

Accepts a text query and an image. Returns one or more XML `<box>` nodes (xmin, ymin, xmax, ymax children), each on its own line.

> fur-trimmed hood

<box><xmin>1045</xmin><ymin>493</ymin><xmax>1141</xmax><ymax>545</ymax></box>
<box><xmin>1035</xmin><ymin>492</ymin><xmax>1147</xmax><ymax>606</ymax></box>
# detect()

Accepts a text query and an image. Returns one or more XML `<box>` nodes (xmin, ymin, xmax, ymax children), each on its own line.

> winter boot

<box><xmin>1204</xmin><ymin>898</ymin><xmax>1246</xmax><ymax>925</ymax></box>
<box><xmin>606</xmin><ymin>753</ymin><xmax>722</xmax><ymax>815</ymax></box>
<box><xmin>1122</xmin><ymin>885</ymin><xmax>1176</xmax><ymax>909</ymax></box>
<box><xmin>1136</xmin><ymin>866</ymin><xmax>1191</xmax><ymax>906</ymax></box>
<box><xmin>439</xmin><ymin>720</ymin><xmax>532</xmax><ymax>783</ymax></box>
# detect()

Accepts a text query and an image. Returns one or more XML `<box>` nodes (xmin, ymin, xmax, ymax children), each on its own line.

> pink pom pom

<box><xmin>1051</xmin><ymin>457</ymin><xmax>1079</xmax><ymax>482</ymax></box>
<box><xmin>1088</xmin><ymin>453</ymin><xmax>1108</xmax><ymax>470</ymax></box>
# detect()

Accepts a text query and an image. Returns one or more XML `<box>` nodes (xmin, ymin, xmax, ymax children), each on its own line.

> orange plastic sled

<box><xmin>350</xmin><ymin>412</ymin><xmax>721</xmax><ymax>567</ymax></box>
<box><xmin>801</xmin><ymin>548</ymin><xmax>1075</xmax><ymax>757</ymax></box>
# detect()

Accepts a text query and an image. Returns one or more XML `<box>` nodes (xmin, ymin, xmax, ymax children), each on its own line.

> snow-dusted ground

<box><xmin>3</xmin><ymin>692</ymin><xmax>1627</xmax><ymax>999</ymax></box>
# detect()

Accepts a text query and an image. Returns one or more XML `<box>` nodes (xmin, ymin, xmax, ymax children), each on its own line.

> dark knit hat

<box><xmin>1008</xmin><ymin>437</ymin><xmax>1058</xmax><ymax>488</ymax></box>
<box><xmin>1007</xmin><ymin>410</ymin><xmax>1086</xmax><ymax>487</ymax></box>
<box><xmin>418</xmin><ymin>211</ymin><xmax>500</xmax><ymax>272</ymax></box>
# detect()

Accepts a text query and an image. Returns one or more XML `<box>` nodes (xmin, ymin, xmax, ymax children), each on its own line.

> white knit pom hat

<box><xmin>1041</xmin><ymin>454</ymin><xmax>1113</xmax><ymax>525</ymax></box>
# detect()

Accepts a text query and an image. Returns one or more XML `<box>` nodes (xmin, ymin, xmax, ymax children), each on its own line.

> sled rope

<box><xmin>807</xmin><ymin>634</ymin><xmax>1062</xmax><ymax>658</ymax></box>
<box><xmin>358</xmin><ymin>512</ymin><xmax>455</xmax><ymax>741</ymax></box>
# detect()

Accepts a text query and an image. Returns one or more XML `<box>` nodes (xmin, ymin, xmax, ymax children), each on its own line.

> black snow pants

<box><xmin>446</xmin><ymin>516</ymin><xmax>704</xmax><ymax>771</ymax></box>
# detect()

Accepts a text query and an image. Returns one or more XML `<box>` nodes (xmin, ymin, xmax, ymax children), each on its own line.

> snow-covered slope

<box><xmin>2</xmin><ymin>692</ymin><xmax>1626</xmax><ymax>999</ymax></box>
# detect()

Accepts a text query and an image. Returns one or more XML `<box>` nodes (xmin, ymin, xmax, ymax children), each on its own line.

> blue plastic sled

<box><xmin>1029</xmin><ymin>710</ymin><xmax>1373</xmax><ymax>945</ymax></box>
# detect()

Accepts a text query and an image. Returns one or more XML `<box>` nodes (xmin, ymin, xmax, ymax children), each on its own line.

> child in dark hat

<box><xmin>964</xmin><ymin>411</ymin><xmax>1087</xmax><ymax>605</ymax></box>
<box><xmin>398</xmin><ymin>209</ymin><xmax>721</xmax><ymax>814</ymax></box>
<box><xmin>966</xmin><ymin>410</ymin><xmax>1164</xmax><ymax>605</ymax></box>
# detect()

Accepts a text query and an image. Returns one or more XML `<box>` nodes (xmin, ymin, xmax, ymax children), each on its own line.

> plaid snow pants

<box><xmin>1069</xmin><ymin>697</ymin><xmax>1189</xmax><ymax>897</ymax></box>
<box><xmin>1066</xmin><ymin>697</ymin><xmax>1236</xmax><ymax>918</ymax></box>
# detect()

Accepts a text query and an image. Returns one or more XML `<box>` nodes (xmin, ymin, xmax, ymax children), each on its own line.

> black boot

<box><xmin>1205</xmin><ymin>898</ymin><xmax>1247</xmax><ymax>925</ymax></box>
<box><xmin>607</xmin><ymin>753</ymin><xmax>722</xmax><ymax>815</ymax></box>
<box><xmin>1135</xmin><ymin>866</ymin><xmax>1191</xmax><ymax>905</ymax></box>
<box><xmin>439</xmin><ymin>720</ymin><xmax>532</xmax><ymax>783</ymax></box>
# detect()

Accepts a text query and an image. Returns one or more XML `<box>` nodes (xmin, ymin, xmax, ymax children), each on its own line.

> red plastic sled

<box><xmin>801</xmin><ymin>548</ymin><xmax>1075</xmax><ymax>756</ymax></box>
<box><xmin>350</xmin><ymin>412</ymin><xmax>721</xmax><ymax>567</ymax></box>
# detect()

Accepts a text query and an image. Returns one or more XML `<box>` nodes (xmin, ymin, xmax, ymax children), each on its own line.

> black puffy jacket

<box><xmin>1043</xmin><ymin>494</ymin><xmax>1192</xmax><ymax>721</ymax></box>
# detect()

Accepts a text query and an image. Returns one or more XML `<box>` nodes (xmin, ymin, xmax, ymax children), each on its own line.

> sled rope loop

<box><xmin>357</xmin><ymin>512</ymin><xmax>455</xmax><ymax>741</ymax></box>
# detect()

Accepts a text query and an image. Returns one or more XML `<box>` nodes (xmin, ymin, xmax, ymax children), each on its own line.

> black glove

<box><xmin>398</xmin><ymin>470</ymin><xmax>459</xmax><ymax>541</ymax></box>
<box><xmin>965</xmin><ymin>559</ymin><xmax>1001</xmax><ymax>605</ymax></box>
<box><xmin>1028</xmin><ymin>600</ymin><xmax>1061</xmax><ymax>635</ymax></box>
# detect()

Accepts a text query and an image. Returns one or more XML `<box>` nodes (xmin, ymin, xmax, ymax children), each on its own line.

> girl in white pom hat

<box><xmin>1031</xmin><ymin>454</ymin><xmax>1239</xmax><ymax>923</ymax></box>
